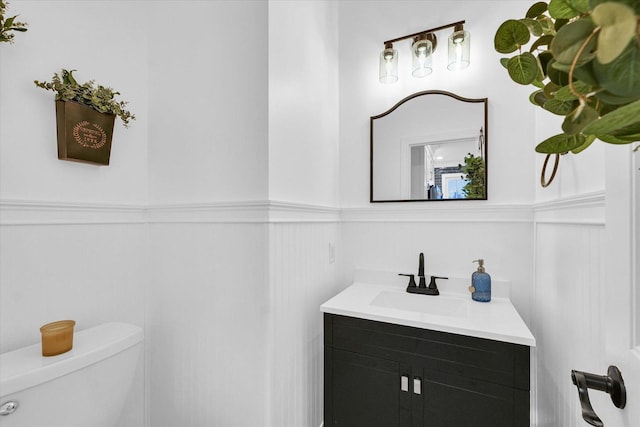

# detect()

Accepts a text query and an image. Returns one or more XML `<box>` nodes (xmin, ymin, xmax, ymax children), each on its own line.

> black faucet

<box><xmin>399</xmin><ymin>253</ymin><xmax>447</xmax><ymax>296</ymax></box>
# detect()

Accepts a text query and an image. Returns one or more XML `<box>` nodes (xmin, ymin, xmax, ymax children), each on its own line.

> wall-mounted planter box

<box><xmin>55</xmin><ymin>100</ymin><xmax>115</xmax><ymax>166</ymax></box>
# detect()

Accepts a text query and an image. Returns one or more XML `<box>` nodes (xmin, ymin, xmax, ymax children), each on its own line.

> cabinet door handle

<box><xmin>401</xmin><ymin>375</ymin><xmax>409</xmax><ymax>392</ymax></box>
<box><xmin>413</xmin><ymin>377</ymin><xmax>422</xmax><ymax>395</ymax></box>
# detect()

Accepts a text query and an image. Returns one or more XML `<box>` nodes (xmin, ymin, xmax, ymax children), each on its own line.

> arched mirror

<box><xmin>370</xmin><ymin>91</ymin><xmax>487</xmax><ymax>202</ymax></box>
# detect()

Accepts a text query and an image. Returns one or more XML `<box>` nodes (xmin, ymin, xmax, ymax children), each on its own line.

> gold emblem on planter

<box><xmin>72</xmin><ymin>121</ymin><xmax>107</xmax><ymax>149</ymax></box>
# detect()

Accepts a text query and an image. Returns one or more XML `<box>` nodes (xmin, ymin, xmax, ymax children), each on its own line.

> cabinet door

<box><xmin>329</xmin><ymin>349</ymin><xmax>411</xmax><ymax>427</ymax></box>
<box><xmin>422</xmin><ymin>370</ymin><xmax>528</xmax><ymax>427</ymax></box>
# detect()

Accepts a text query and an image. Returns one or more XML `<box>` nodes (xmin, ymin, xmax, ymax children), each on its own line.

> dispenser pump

<box><xmin>473</xmin><ymin>259</ymin><xmax>485</xmax><ymax>273</ymax></box>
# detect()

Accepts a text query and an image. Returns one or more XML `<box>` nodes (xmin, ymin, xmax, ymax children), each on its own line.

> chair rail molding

<box><xmin>2</xmin><ymin>193</ymin><xmax>606</xmax><ymax>226</ymax></box>
<box><xmin>0</xmin><ymin>199</ymin><xmax>341</xmax><ymax>225</ymax></box>
<box><xmin>533</xmin><ymin>191</ymin><xmax>605</xmax><ymax>225</ymax></box>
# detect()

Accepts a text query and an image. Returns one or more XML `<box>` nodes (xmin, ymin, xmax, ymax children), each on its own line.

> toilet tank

<box><xmin>0</xmin><ymin>322</ymin><xmax>143</xmax><ymax>427</ymax></box>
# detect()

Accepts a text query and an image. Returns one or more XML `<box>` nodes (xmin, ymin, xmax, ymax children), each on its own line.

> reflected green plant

<box><xmin>460</xmin><ymin>154</ymin><xmax>486</xmax><ymax>199</ymax></box>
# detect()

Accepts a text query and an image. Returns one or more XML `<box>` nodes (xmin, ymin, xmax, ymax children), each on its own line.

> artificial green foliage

<box><xmin>0</xmin><ymin>0</ymin><xmax>27</xmax><ymax>44</ymax></box>
<box><xmin>460</xmin><ymin>154</ymin><xmax>486</xmax><ymax>199</ymax></box>
<box><xmin>35</xmin><ymin>69</ymin><xmax>135</xmax><ymax>128</ymax></box>
<box><xmin>494</xmin><ymin>0</ymin><xmax>640</xmax><ymax>155</ymax></box>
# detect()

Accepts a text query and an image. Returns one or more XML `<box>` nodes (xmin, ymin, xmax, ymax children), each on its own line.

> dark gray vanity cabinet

<box><xmin>324</xmin><ymin>313</ymin><xmax>531</xmax><ymax>427</ymax></box>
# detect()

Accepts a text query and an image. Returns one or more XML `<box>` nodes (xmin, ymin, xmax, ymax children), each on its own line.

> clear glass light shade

<box><xmin>379</xmin><ymin>46</ymin><xmax>398</xmax><ymax>84</ymax></box>
<box><xmin>447</xmin><ymin>30</ymin><xmax>470</xmax><ymax>71</ymax></box>
<box><xmin>411</xmin><ymin>38</ymin><xmax>433</xmax><ymax>78</ymax></box>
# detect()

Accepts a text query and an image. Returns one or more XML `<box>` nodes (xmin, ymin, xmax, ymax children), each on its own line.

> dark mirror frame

<box><xmin>370</xmin><ymin>90</ymin><xmax>488</xmax><ymax>203</ymax></box>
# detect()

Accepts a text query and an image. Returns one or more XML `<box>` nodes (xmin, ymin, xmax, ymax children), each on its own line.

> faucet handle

<box><xmin>399</xmin><ymin>273</ymin><xmax>417</xmax><ymax>288</ymax></box>
<box><xmin>429</xmin><ymin>276</ymin><xmax>448</xmax><ymax>290</ymax></box>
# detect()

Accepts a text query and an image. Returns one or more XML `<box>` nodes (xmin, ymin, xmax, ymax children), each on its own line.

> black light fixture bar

<box><xmin>383</xmin><ymin>20</ymin><xmax>465</xmax><ymax>45</ymax></box>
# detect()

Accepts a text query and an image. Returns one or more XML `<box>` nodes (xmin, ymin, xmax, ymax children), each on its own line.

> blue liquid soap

<box><xmin>470</xmin><ymin>259</ymin><xmax>491</xmax><ymax>302</ymax></box>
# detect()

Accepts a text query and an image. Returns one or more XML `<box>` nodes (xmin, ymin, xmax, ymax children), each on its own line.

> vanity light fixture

<box><xmin>379</xmin><ymin>42</ymin><xmax>399</xmax><ymax>83</ymax></box>
<box><xmin>448</xmin><ymin>23</ymin><xmax>470</xmax><ymax>71</ymax></box>
<box><xmin>379</xmin><ymin>20</ymin><xmax>469</xmax><ymax>84</ymax></box>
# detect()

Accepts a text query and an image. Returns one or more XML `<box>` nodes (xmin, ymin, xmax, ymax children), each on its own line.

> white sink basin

<box><xmin>370</xmin><ymin>290</ymin><xmax>467</xmax><ymax>317</ymax></box>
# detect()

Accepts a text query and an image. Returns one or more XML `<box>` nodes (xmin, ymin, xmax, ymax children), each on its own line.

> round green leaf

<box><xmin>592</xmin><ymin>2</ymin><xmax>637</xmax><ymax>64</ymax></box>
<box><xmin>589</xmin><ymin>0</ymin><xmax>640</xmax><ymax>14</ymax></box>
<box><xmin>544</xmin><ymin>98</ymin><xmax>577</xmax><ymax>115</ymax></box>
<box><xmin>593</xmin><ymin>40</ymin><xmax>640</xmax><ymax>97</ymax></box>
<box><xmin>527</xmin><ymin>1</ymin><xmax>549</xmax><ymax>18</ymax></box>
<box><xmin>572</xmin><ymin>62</ymin><xmax>599</xmax><ymax>86</ymax></box>
<box><xmin>521</xmin><ymin>18</ymin><xmax>544</xmax><ymax>36</ymax></box>
<box><xmin>495</xmin><ymin>20</ymin><xmax>531</xmax><ymax>54</ymax></box>
<box><xmin>530</xmin><ymin>90</ymin><xmax>548</xmax><ymax>106</ymax></box>
<box><xmin>554</xmin><ymin>81</ymin><xmax>593</xmax><ymax>101</ymax></box>
<box><xmin>595</xmin><ymin>90</ymin><xmax>639</xmax><ymax>105</ymax></box>
<box><xmin>549</xmin><ymin>0</ymin><xmax>590</xmax><ymax>19</ymax></box>
<box><xmin>582</xmin><ymin>98</ymin><xmax>640</xmax><ymax>135</ymax></box>
<box><xmin>507</xmin><ymin>52</ymin><xmax>539</xmax><ymax>84</ymax></box>
<box><xmin>532</xmin><ymin>79</ymin><xmax>546</xmax><ymax>89</ymax></box>
<box><xmin>550</xmin><ymin>17</ymin><xmax>597</xmax><ymax>66</ymax></box>
<box><xmin>611</xmin><ymin>122</ymin><xmax>640</xmax><ymax>138</ymax></box>
<box><xmin>530</xmin><ymin>35</ymin><xmax>554</xmax><ymax>52</ymax></box>
<box><xmin>535</xmin><ymin>133</ymin><xmax>586</xmax><ymax>153</ymax></box>
<box><xmin>500</xmin><ymin>57</ymin><xmax>510</xmax><ymax>69</ymax></box>
<box><xmin>597</xmin><ymin>134</ymin><xmax>638</xmax><ymax>143</ymax></box>
<box><xmin>537</xmin><ymin>51</ymin><xmax>554</xmax><ymax>78</ymax></box>
<box><xmin>547</xmin><ymin>59</ymin><xmax>572</xmax><ymax>86</ymax></box>
<box><xmin>554</xmin><ymin>18</ymin><xmax>570</xmax><ymax>31</ymax></box>
<box><xmin>544</xmin><ymin>81</ymin><xmax>561</xmax><ymax>99</ymax></box>
<box><xmin>562</xmin><ymin>104</ymin><xmax>600</xmax><ymax>134</ymax></box>
<box><xmin>571</xmin><ymin>134</ymin><xmax>597</xmax><ymax>153</ymax></box>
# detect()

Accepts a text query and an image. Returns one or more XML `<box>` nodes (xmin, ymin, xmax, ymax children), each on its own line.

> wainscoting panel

<box><xmin>268</xmin><ymin>222</ymin><xmax>341</xmax><ymax>427</ymax></box>
<box><xmin>533</xmin><ymin>222</ymin><xmax>605</xmax><ymax>427</ymax></box>
<box><xmin>148</xmin><ymin>222</ymin><xmax>270</xmax><ymax>427</ymax></box>
<box><xmin>0</xmin><ymin>216</ymin><xmax>147</xmax><ymax>427</ymax></box>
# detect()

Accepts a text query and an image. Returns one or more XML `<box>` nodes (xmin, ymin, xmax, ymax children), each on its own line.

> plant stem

<box><xmin>569</xmin><ymin>27</ymin><xmax>600</xmax><ymax>102</ymax></box>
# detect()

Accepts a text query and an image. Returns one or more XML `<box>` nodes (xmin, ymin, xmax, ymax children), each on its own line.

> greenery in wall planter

<box><xmin>0</xmin><ymin>0</ymin><xmax>28</xmax><ymax>44</ymax></box>
<box><xmin>460</xmin><ymin>153</ymin><xmax>486</xmax><ymax>199</ymax></box>
<box><xmin>34</xmin><ymin>69</ymin><xmax>135</xmax><ymax>165</ymax></box>
<box><xmin>494</xmin><ymin>0</ymin><xmax>640</xmax><ymax>186</ymax></box>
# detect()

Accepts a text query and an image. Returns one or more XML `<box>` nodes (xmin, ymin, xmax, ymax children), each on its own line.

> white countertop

<box><xmin>320</xmin><ymin>271</ymin><xmax>535</xmax><ymax>347</ymax></box>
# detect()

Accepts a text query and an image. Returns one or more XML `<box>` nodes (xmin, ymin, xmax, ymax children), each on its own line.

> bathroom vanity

<box><xmin>321</xmin><ymin>274</ymin><xmax>535</xmax><ymax>427</ymax></box>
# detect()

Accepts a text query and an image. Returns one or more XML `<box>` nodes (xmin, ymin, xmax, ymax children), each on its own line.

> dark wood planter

<box><xmin>55</xmin><ymin>100</ymin><xmax>116</xmax><ymax>165</ymax></box>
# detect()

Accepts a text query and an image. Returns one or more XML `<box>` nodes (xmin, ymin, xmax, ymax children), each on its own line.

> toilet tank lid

<box><xmin>1</xmin><ymin>322</ymin><xmax>143</xmax><ymax>397</ymax></box>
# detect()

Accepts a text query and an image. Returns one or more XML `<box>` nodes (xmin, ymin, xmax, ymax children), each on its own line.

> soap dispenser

<box><xmin>469</xmin><ymin>259</ymin><xmax>491</xmax><ymax>302</ymax></box>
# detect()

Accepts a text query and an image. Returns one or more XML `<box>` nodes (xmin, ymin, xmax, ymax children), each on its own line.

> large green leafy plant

<box><xmin>494</xmin><ymin>0</ymin><xmax>640</xmax><ymax>156</ymax></box>
<box><xmin>0</xmin><ymin>0</ymin><xmax>27</xmax><ymax>44</ymax></box>
<box><xmin>35</xmin><ymin>69</ymin><xmax>135</xmax><ymax>127</ymax></box>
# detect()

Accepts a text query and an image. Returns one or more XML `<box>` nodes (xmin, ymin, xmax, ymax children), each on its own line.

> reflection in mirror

<box><xmin>371</xmin><ymin>91</ymin><xmax>487</xmax><ymax>202</ymax></box>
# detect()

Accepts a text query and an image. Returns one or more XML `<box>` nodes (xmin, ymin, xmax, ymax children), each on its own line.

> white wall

<box><xmin>336</xmin><ymin>4</ymin><xmax>633</xmax><ymax>427</ymax></box>
<box><xmin>267</xmin><ymin>3</ymin><xmax>340</xmax><ymax>426</ymax></box>
<box><xmin>268</xmin><ymin>222</ymin><xmax>341</xmax><ymax>427</ymax></box>
<box><xmin>147</xmin><ymin>2</ymin><xmax>341</xmax><ymax>427</ymax></box>
<box><xmin>4</xmin><ymin>2</ymin><xmax>634</xmax><ymax>427</ymax></box>
<box><xmin>148</xmin><ymin>221</ymin><xmax>269</xmax><ymax>426</ymax></box>
<box><xmin>0</xmin><ymin>0</ymin><xmax>149</xmax><ymax>205</ymax></box>
<box><xmin>147</xmin><ymin>1</ymin><xmax>268</xmax><ymax>205</ymax></box>
<box><xmin>145</xmin><ymin>2</ymin><xmax>272</xmax><ymax>426</ymax></box>
<box><xmin>2</xmin><ymin>2</ymin><xmax>341</xmax><ymax>427</ymax></box>
<box><xmin>339</xmin><ymin>0</ymin><xmax>537</xmax><ymax>208</ymax></box>
<box><xmin>337</xmin><ymin>0</ymin><xmax>536</xmax><ymax>327</ymax></box>
<box><xmin>268</xmin><ymin>0</ymin><xmax>339</xmax><ymax>207</ymax></box>
<box><xmin>0</xmin><ymin>2</ymin><xmax>149</xmax><ymax>426</ymax></box>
